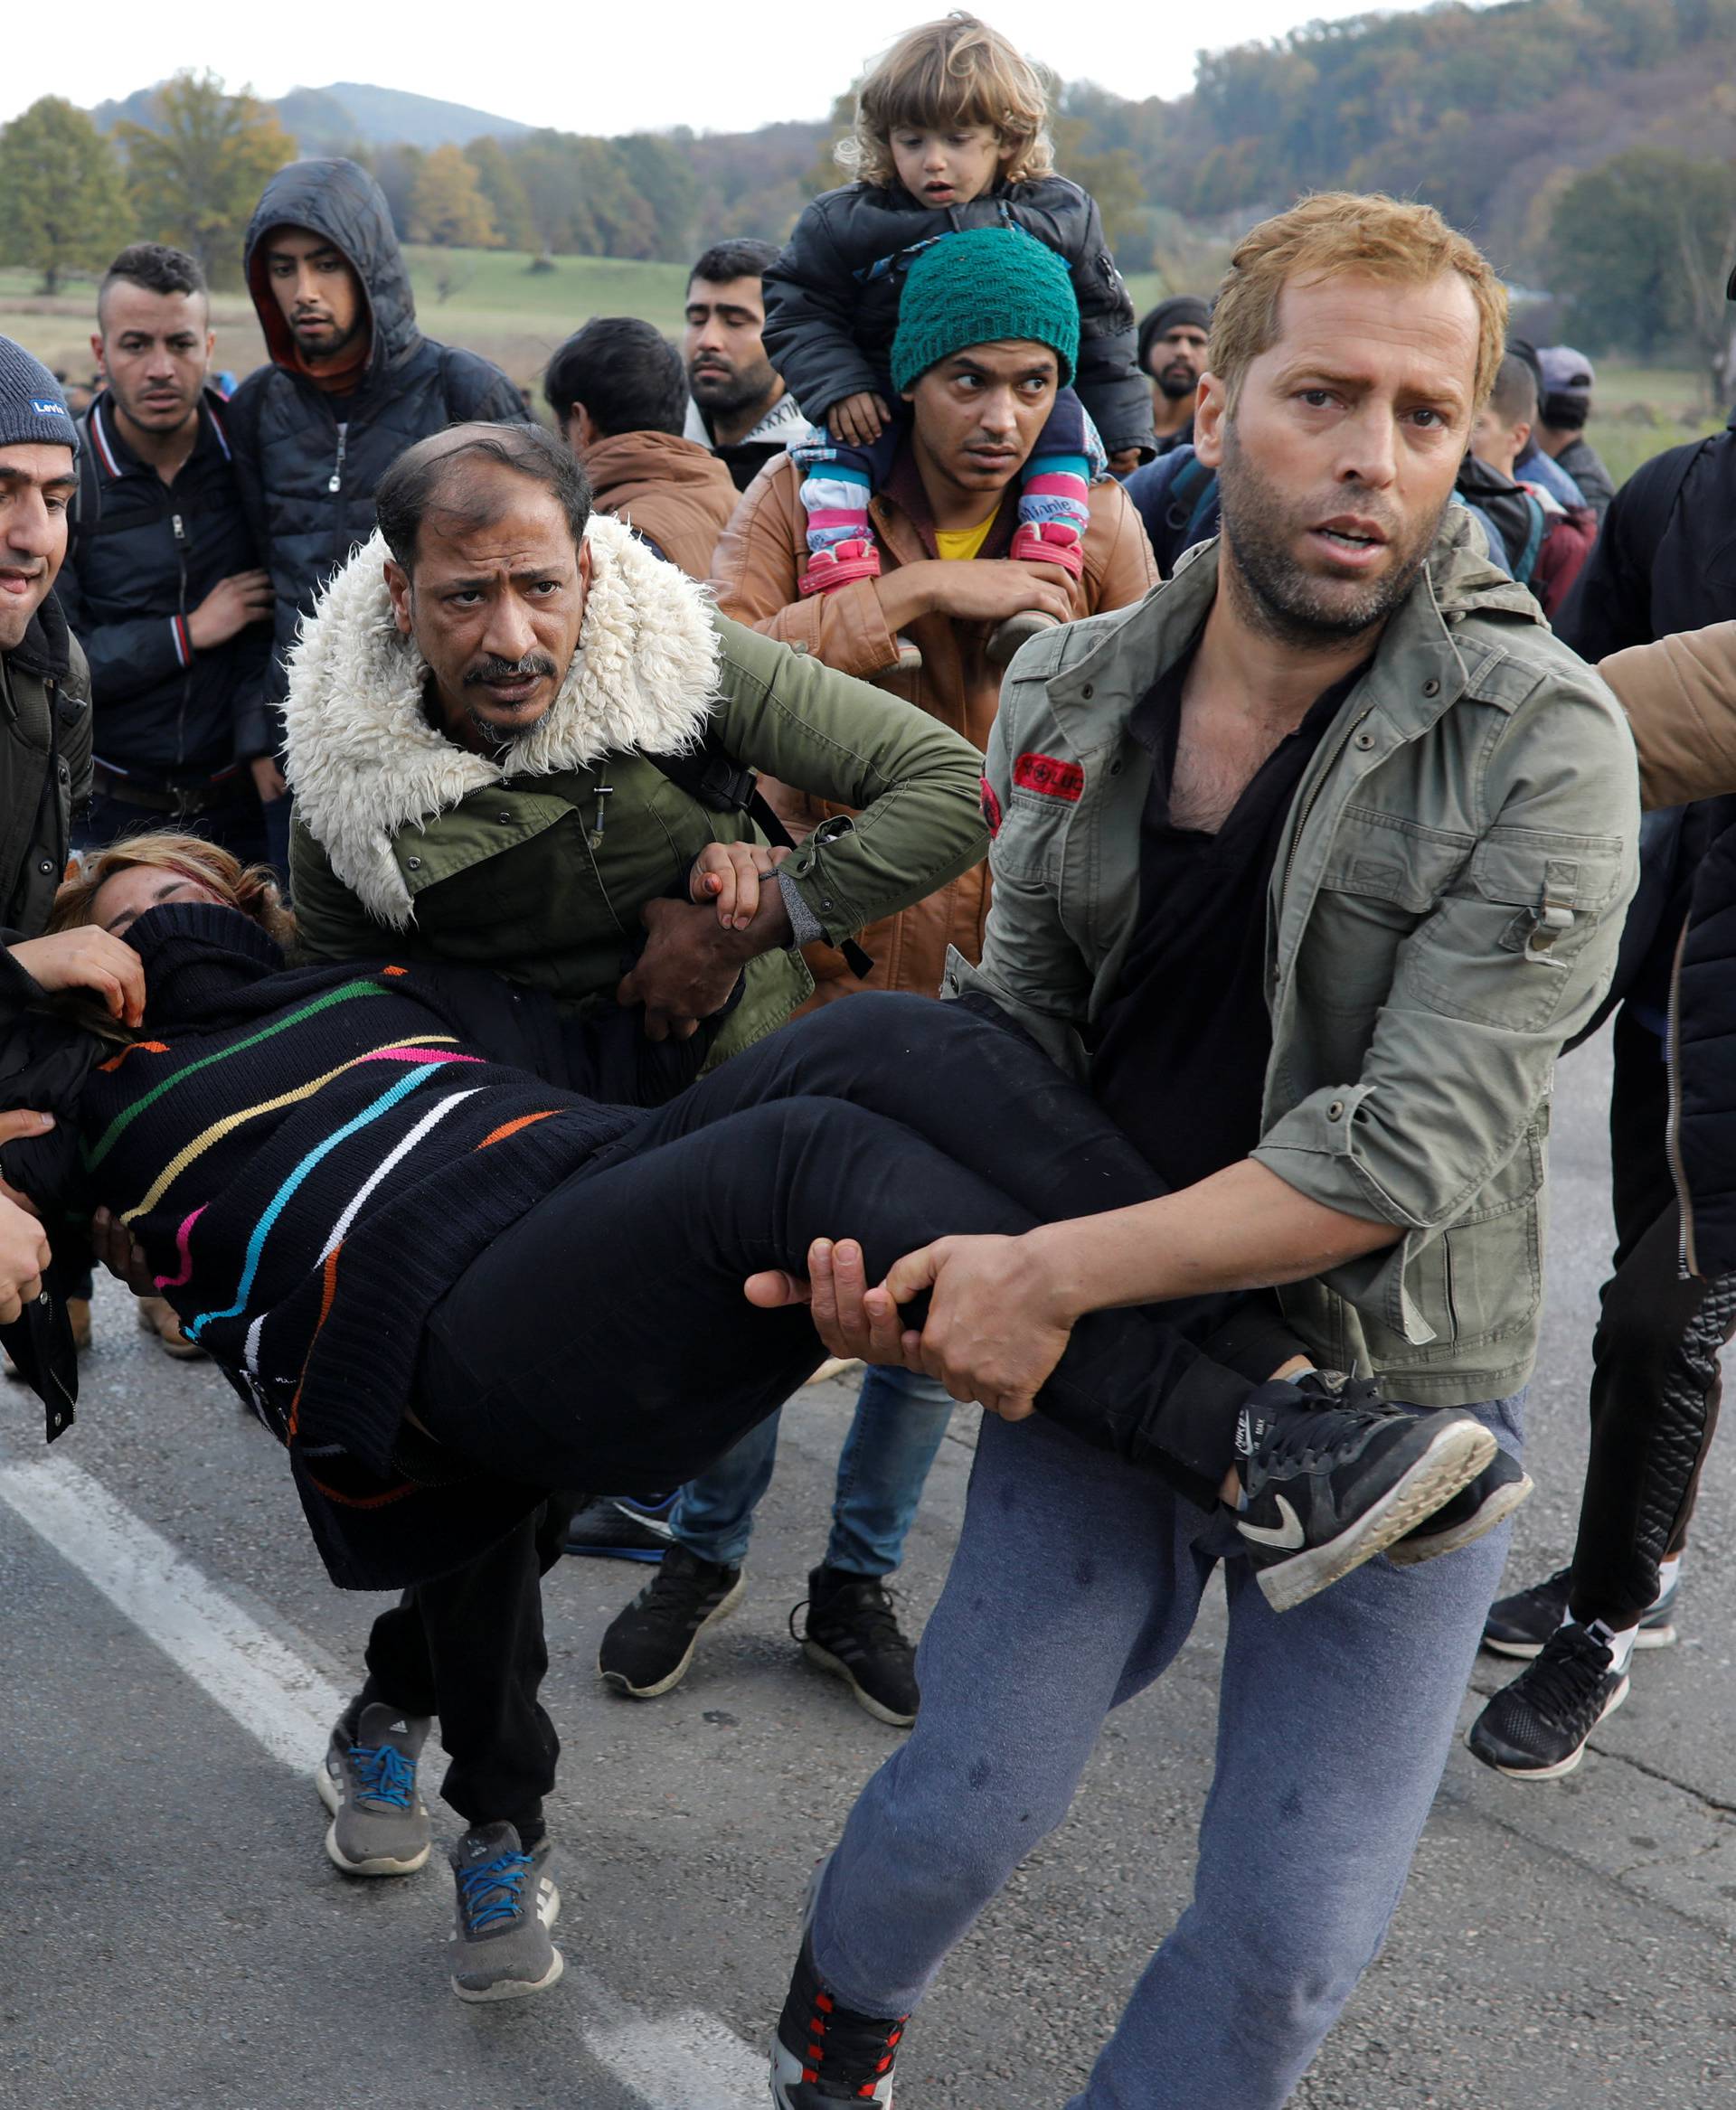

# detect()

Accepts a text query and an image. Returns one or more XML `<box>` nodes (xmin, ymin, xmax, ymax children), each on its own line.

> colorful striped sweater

<box><xmin>66</xmin><ymin>903</ymin><xmax>645</xmax><ymax>1586</ymax></box>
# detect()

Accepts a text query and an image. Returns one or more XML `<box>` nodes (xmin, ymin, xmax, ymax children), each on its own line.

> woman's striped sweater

<box><xmin>76</xmin><ymin>903</ymin><xmax>642</xmax><ymax>1585</ymax></box>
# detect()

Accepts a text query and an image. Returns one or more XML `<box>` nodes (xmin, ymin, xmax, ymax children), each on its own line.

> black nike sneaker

<box><xmin>1482</xmin><ymin>1565</ymin><xmax>1681</xmax><ymax>1659</ymax></box>
<box><xmin>1467</xmin><ymin>1620</ymin><xmax>1630</xmax><ymax>1779</ymax></box>
<box><xmin>563</xmin><ymin>1491</ymin><xmax>678</xmax><ymax>1562</ymax></box>
<box><xmin>770</xmin><ymin>1936</ymin><xmax>906</xmax><ymax>2106</ymax></box>
<box><xmin>1233</xmin><ymin>1373</ymin><xmax>1495</xmax><ymax>1613</ymax></box>
<box><xmin>1387</xmin><ymin>1447</ymin><xmax>1533</xmax><ymax>1567</ymax></box>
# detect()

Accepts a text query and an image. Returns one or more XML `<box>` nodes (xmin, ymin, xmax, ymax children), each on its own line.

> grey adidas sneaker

<box><xmin>448</xmin><ymin>1822</ymin><xmax>563</xmax><ymax>2002</ymax></box>
<box><xmin>316</xmin><ymin>1701</ymin><xmax>432</xmax><ymax>1876</ymax></box>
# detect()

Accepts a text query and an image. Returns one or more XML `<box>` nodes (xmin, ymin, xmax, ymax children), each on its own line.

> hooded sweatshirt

<box><xmin>224</xmin><ymin>158</ymin><xmax>529</xmax><ymax>750</ymax></box>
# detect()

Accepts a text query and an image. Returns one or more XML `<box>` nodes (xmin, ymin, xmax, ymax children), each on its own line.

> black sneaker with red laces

<box><xmin>770</xmin><ymin>1936</ymin><xmax>906</xmax><ymax>2105</ymax></box>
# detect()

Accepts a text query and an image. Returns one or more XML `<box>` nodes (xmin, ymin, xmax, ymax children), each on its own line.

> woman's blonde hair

<box><xmin>1207</xmin><ymin>192</ymin><xmax>1509</xmax><ymax>414</ymax></box>
<box><xmin>839</xmin><ymin>14</ymin><xmax>1054</xmax><ymax>189</ymax></box>
<box><xmin>49</xmin><ymin>832</ymin><xmax>296</xmax><ymax>948</ymax></box>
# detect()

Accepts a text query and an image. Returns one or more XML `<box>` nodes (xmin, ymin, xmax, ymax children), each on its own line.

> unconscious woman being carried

<box><xmin>0</xmin><ymin>833</ymin><xmax>1527</xmax><ymax>1609</ymax></box>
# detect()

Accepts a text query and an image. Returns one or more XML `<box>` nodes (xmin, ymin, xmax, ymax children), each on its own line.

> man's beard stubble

<box><xmin>688</xmin><ymin>354</ymin><xmax>776</xmax><ymax>418</ymax></box>
<box><xmin>1215</xmin><ymin>422</ymin><xmax>1445</xmax><ymax>651</ymax></box>
<box><xmin>1157</xmin><ymin>365</ymin><xmax>1198</xmax><ymax>402</ymax></box>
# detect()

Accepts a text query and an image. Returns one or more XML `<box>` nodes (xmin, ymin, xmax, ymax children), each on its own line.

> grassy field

<box><xmin>0</xmin><ymin>250</ymin><xmax>1721</xmax><ymax>486</ymax></box>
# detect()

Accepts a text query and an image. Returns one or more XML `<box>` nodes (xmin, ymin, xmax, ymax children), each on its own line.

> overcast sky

<box><xmin>5</xmin><ymin>1</ymin><xmax>1450</xmax><ymax>133</ymax></box>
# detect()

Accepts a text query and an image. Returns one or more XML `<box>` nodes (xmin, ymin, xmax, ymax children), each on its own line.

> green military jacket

<box><xmin>0</xmin><ymin>596</ymin><xmax>92</xmax><ymax>942</ymax></box>
<box><xmin>948</xmin><ymin>512</ymin><xmax>1640</xmax><ymax>1405</ymax></box>
<box><xmin>286</xmin><ymin>516</ymin><xmax>987</xmax><ymax>1067</ymax></box>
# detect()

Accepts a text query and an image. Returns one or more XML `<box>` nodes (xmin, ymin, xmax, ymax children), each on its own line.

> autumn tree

<box><xmin>464</xmin><ymin>137</ymin><xmax>534</xmax><ymax>252</ymax></box>
<box><xmin>410</xmin><ymin>145</ymin><xmax>498</xmax><ymax>249</ymax></box>
<box><xmin>118</xmin><ymin>71</ymin><xmax>296</xmax><ymax>289</ymax></box>
<box><xmin>1552</xmin><ymin>147</ymin><xmax>1736</xmax><ymax>405</ymax></box>
<box><xmin>0</xmin><ymin>98</ymin><xmax>129</xmax><ymax>294</ymax></box>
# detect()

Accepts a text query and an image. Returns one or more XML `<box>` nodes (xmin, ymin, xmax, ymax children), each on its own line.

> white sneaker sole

<box><xmin>1485</xmin><ymin>1610</ymin><xmax>1678</xmax><ymax>1660</ymax></box>
<box><xmin>1385</xmin><ymin>1470</ymin><xmax>1534</xmax><ymax>1567</ymax></box>
<box><xmin>1250</xmin><ymin>1418</ymin><xmax>1497</xmax><ymax>1614</ymax></box>
<box><xmin>599</xmin><ymin>1573</ymin><xmax>747</xmax><ymax>1699</ymax></box>
<box><xmin>450</xmin><ymin>1872</ymin><xmax>562</xmax><ymax>2002</ymax></box>
<box><xmin>1475</xmin><ymin>1672</ymin><xmax>1630</xmax><ymax>1781</ymax></box>
<box><xmin>769</xmin><ymin>2035</ymin><xmax>892</xmax><ymax>2106</ymax></box>
<box><xmin>315</xmin><ymin>1759</ymin><xmax>430</xmax><ymax>1875</ymax></box>
<box><xmin>800</xmin><ymin>1641</ymin><xmax>917</xmax><ymax>1728</ymax></box>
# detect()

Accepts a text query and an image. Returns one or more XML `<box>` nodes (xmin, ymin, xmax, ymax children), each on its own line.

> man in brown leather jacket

<box><xmin>589</xmin><ymin>266</ymin><xmax>1155</xmax><ymax>1730</ymax></box>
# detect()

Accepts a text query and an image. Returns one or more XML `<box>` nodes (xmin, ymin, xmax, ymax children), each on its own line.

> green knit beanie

<box><xmin>891</xmin><ymin>226</ymin><xmax>1080</xmax><ymax>394</ymax></box>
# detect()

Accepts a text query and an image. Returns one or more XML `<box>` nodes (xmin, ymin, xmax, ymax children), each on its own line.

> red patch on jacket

<box><xmin>1013</xmin><ymin>751</ymin><xmax>1085</xmax><ymax>802</ymax></box>
<box><xmin>980</xmin><ymin>774</ymin><xmax>1003</xmax><ymax>837</ymax></box>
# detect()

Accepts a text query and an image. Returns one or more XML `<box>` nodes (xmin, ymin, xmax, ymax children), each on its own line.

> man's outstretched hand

<box><xmin>745</xmin><ymin>1231</ymin><xmax>1079</xmax><ymax>1422</ymax></box>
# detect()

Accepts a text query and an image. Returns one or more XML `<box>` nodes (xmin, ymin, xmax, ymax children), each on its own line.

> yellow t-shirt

<box><xmin>934</xmin><ymin>514</ymin><xmax>997</xmax><ymax>562</ymax></box>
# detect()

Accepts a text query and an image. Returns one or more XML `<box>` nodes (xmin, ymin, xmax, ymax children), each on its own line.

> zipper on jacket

<box><xmin>327</xmin><ymin>423</ymin><xmax>349</xmax><ymax>495</ymax></box>
<box><xmin>1665</xmin><ymin>918</ymin><xmax>1699</xmax><ymax>1276</ymax></box>
<box><xmin>170</xmin><ymin>510</ymin><xmax>191</xmax><ymax>767</ymax></box>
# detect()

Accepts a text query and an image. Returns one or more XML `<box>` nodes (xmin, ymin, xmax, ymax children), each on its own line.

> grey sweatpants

<box><xmin>811</xmin><ymin>1390</ymin><xmax>1524</xmax><ymax>2109</ymax></box>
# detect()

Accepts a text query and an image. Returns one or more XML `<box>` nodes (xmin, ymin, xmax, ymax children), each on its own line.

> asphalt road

<box><xmin>3</xmin><ymin>1027</ymin><xmax>1734</xmax><ymax>2110</ymax></box>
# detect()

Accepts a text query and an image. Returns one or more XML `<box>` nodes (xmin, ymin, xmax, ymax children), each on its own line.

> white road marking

<box><xmin>582</xmin><ymin>1992</ymin><xmax>769</xmax><ymax>2108</ymax></box>
<box><xmin>0</xmin><ymin>1445</ymin><xmax>343</xmax><ymax>1769</ymax></box>
<box><xmin>0</xmin><ymin>1442</ymin><xmax>772</xmax><ymax>2104</ymax></box>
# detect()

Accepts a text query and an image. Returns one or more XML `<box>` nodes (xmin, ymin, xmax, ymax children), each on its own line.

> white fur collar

<box><xmin>283</xmin><ymin>512</ymin><xmax>720</xmax><ymax>929</ymax></box>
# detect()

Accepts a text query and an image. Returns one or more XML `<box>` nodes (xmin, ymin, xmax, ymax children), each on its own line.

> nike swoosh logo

<box><xmin>1238</xmin><ymin>1494</ymin><xmax>1306</xmax><ymax>1550</ymax></box>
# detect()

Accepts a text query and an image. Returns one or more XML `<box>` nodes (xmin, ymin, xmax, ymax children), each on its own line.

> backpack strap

<box><xmin>646</xmin><ymin>730</ymin><xmax>874</xmax><ymax>979</ymax></box>
<box><xmin>1512</xmin><ymin>491</ymin><xmax>1547</xmax><ymax>586</ymax></box>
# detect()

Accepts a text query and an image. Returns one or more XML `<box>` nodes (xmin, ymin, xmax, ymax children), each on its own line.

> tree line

<box><xmin>5</xmin><ymin>6</ymin><xmax>1736</xmax><ymax>390</ymax></box>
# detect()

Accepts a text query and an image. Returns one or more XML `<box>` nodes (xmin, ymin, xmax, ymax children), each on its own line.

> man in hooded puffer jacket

<box><xmin>225</xmin><ymin>158</ymin><xmax>528</xmax><ymax>874</ymax></box>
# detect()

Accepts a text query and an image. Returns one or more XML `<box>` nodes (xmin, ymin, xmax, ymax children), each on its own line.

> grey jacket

<box><xmin>948</xmin><ymin>512</ymin><xmax>1640</xmax><ymax>1405</ymax></box>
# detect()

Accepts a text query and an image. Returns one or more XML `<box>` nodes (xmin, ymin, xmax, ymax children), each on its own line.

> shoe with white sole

<box><xmin>1467</xmin><ymin>1621</ymin><xmax>1630</xmax><ymax>1780</ymax></box>
<box><xmin>448</xmin><ymin>1823</ymin><xmax>561</xmax><ymax>2002</ymax></box>
<box><xmin>316</xmin><ymin>1701</ymin><xmax>431</xmax><ymax>1875</ymax></box>
<box><xmin>1233</xmin><ymin>1373</ymin><xmax>1495</xmax><ymax>1612</ymax></box>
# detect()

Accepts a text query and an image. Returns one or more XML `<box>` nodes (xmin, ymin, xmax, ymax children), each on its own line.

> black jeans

<box><xmin>381</xmin><ymin>994</ymin><xmax>1301</xmax><ymax>1833</ymax></box>
<box><xmin>416</xmin><ymin>994</ymin><xmax>1299</xmax><ymax>1504</ymax></box>
<box><xmin>1570</xmin><ymin>1008</ymin><xmax>1736</xmax><ymax>1625</ymax></box>
<box><xmin>357</xmin><ymin>1496</ymin><xmax>574</xmax><ymax>1844</ymax></box>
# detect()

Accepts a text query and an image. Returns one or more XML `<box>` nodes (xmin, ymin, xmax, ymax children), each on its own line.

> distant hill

<box><xmin>92</xmin><ymin>80</ymin><xmax>527</xmax><ymax>154</ymax></box>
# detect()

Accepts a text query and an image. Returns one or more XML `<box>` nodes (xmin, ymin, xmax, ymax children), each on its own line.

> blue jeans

<box><xmin>811</xmin><ymin>1391</ymin><xmax>1524</xmax><ymax>2109</ymax></box>
<box><xmin>668</xmin><ymin>1361</ymin><xmax>955</xmax><ymax>1575</ymax></box>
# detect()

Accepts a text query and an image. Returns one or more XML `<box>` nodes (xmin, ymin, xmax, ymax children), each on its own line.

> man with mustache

<box><xmin>225</xmin><ymin>159</ymin><xmax>528</xmax><ymax>877</ymax></box>
<box><xmin>280</xmin><ymin>418</ymin><xmax>987</xmax><ymax>2001</ymax></box>
<box><xmin>1137</xmin><ymin>293</ymin><xmax>1212</xmax><ymax>455</ymax></box>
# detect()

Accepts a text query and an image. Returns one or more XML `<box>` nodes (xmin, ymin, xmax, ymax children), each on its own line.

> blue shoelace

<box><xmin>349</xmin><ymin>1740</ymin><xmax>416</xmax><ymax>1809</ymax></box>
<box><xmin>456</xmin><ymin>1852</ymin><xmax>531</xmax><ymax>1934</ymax></box>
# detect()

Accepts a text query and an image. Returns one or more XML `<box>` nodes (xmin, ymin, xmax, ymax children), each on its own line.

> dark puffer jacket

<box><xmin>0</xmin><ymin>595</ymin><xmax>93</xmax><ymax>942</ymax></box>
<box><xmin>225</xmin><ymin>158</ymin><xmax>529</xmax><ymax>750</ymax></box>
<box><xmin>56</xmin><ymin>391</ymin><xmax>269</xmax><ymax>775</ymax></box>
<box><xmin>762</xmin><ymin>177</ymin><xmax>1151</xmax><ymax>459</ymax></box>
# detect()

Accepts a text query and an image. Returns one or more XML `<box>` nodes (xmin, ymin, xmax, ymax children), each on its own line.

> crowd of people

<box><xmin>1</xmin><ymin>10</ymin><xmax>1731</xmax><ymax>2105</ymax></box>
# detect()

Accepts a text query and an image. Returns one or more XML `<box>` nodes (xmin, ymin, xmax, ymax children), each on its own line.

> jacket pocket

<box><xmin>1409</xmin><ymin>831</ymin><xmax>1630</xmax><ymax>1033</ymax></box>
<box><xmin>1429</xmin><ymin>1125</ymin><xmax>1546</xmax><ymax>1350</ymax></box>
<box><xmin>1305</xmin><ymin>819</ymin><xmax>1472</xmax><ymax>1015</ymax></box>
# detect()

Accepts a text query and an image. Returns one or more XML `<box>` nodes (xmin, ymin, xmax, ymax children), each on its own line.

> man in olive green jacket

<box><xmin>288</xmin><ymin>470</ymin><xmax>986</xmax><ymax>1066</ymax></box>
<box><xmin>763</xmin><ymin>198</ymin><xmax>1640</xmax><ymax>2110</ymax></box>
<box><xmin>278</xmin><ymin>421</ymin><xmax>986</xmax><ymax>2001</ymax></box>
